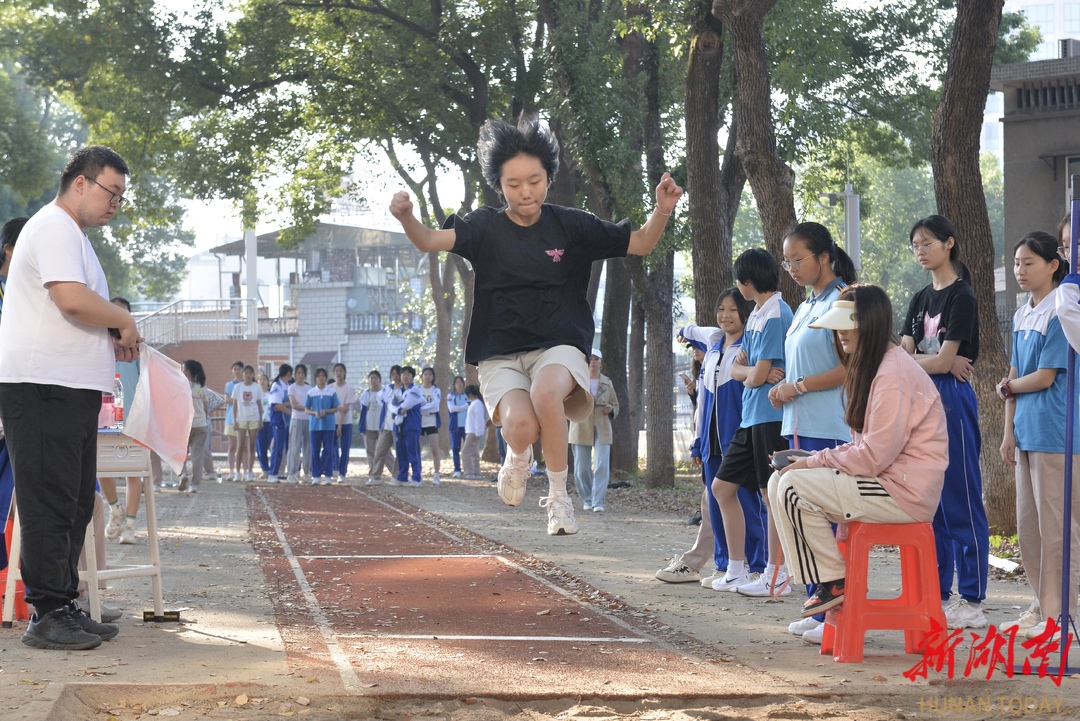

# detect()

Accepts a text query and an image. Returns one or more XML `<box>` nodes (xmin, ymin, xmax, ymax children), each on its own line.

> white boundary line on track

<box><xmin>349</xmin><ymin>487</ymin><xmax>657</xmax><ymax>644</ymax></box>
<box><xmin>337</xmin><ymin>634</ymin><xmax>650</xmax><ymax>643</ymax></box>
<box><xmin>254</xmin><ymin>487</ymin><xmax>364</xmax><ymax>694</ymax></box>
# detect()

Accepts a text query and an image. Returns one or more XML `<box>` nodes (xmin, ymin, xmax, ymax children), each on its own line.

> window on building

<box><xmin>1024</xmin><ymin>4</ymin><xmax>1057</xmax><ymax>35</ymax></box>
<box><xmin>1065</xmin><ymin>4</ymin><xmax>1080</xmax><ymax>34</ymax></box>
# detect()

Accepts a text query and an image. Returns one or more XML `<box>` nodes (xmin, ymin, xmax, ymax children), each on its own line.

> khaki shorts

<box><xmin>223</xmin><ymin>423</ymin><xmax>237</xmax><ymax>437</ymax></box>
<box><xmin>235</xmin><ymin>420</ymin><xmax>260</xmax><ymax>431</ymax></box>
<box><xmin>478</xmin><ymin>345</ymin><xmax>592</xmax><ymax>426</ymax></box>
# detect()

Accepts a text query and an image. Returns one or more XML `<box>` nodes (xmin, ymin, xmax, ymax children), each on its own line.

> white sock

<box><xmin>726</xmin><ymin>560</ymin><xmax>745</xmax><ymax>578</ymax></box>
<box><xmin>124</xmin><ymin>515</ymin><xmax>137</xmax><ymax>526</ymax></box>
<box><xmin>764</xmin><ymin>563</ymin><xmax>776</xmax><ymax>579</ymax></box>
<box><xmin>109</xmin><ymin>501</ymin><xmax>121</xmax><ymax>514</ymax></box>
<box><xmin>547</xmin><ymin>468</ymin><xmax>568</xmax><ymax>496</ymax></box>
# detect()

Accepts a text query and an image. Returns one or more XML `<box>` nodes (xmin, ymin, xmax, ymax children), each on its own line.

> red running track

<box><xmin>247</xmin><ymin>485</ymin><xmax>750</xmax><ymax>699</ymax></box>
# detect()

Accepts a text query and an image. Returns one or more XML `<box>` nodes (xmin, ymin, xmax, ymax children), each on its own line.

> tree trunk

<box><xmin>623</xmin><ymin>34</ymin><xmax>675</xmax><ymax>489</ymax></box>
<box><xmin>629</xmin><ymin>294</ymin><xmax>646</xmax><ymax>438</ymax></box>
<box><xmin>686</xmin><ymin>2</ymin><xmax>744</xmax><ymax>321</ymax></box>
<box><xmin>712</xmin><ymin>0</ymin><xmax>799</xmax><ymax>308</ymax></box>
<box><xmin>603</xmin><ymin>259</ymin><xmax>637</xmax><ymax>473</ymax></box>
<box><xmin>931</xmin><ymin>0</ymin><xmax>1012</xmax><ymax>534</ymax></box>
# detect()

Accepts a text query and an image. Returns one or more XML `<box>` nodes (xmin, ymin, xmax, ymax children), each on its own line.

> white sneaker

<box><xmin>582</xmin><ymin>504</ymin><xmax>592</xmax><ymax>511</ymax></box>
<box><xmin>802</xmin><ymin>622</ymin><xmax>825</xmax><ymax>645</ymax></box>
<box><xmin>365</xmin><ymin>477</ymin><xmax>381</xmax><ymax>486</ymax></box>
<box><xmin>408</xmin><ymin>480</ymin><xmax>422</xmax><ymax>488</ymax></box>
<box><xmin>497</xmin><ymin>447</ymin><xmax>533</xmax><ymax>506</ymax></box>
<box><xmin>431</xmin><ymin>473</ymin><xmax>441</xmax><ymax>485</ymax></box>
<box><xmin>736</xmin><ymin>571</ymin><xmax>791</xmax><ymax>597</ymax></box>
<box><xmin>118</xmin><ymin>524</ymin><xmax>137</xmax><ymax>545</ymax></box>
<box><xmin>1025</xmin><ymin>619</ymin><xmax>1064</xmax><ymax>640</ymax></box>
<box><xmin>332</xmin><ymin>473</ymin><xmax>340</xmax><ymax>484</ymax></box>
<box><xmin>452</xmin><ymin>471</ymin><xmax>462</xmax><ymax>478</ymax></box>
<box><xmin>592</xmin><ymin>505</ymin><xmax>604</xmax><ymax>513</ymax></box>
<box><xmin>788</xmin><ymin>616</ymin><xmax>823</xmax><ymax>636</ymax></box>
<box><xmin>655</xmin><ymin>557</ymin><xmax>701</xmax><ymax>583</ymax></box>
<box><xmin>320</xmin><ymin>478</ymin><xmax>333</xmax><ymax>486</ymax></box>
<box><xmin>999</xmin><ymin>609</ymin><xmax>1041</xmax><ymax>634</ymax></box>
<box><xmin>540</xmin><ymin>493</ymin><xmax>578</xmax><ymax>536</ymax></box>
<box><xmin>945</xmin><ymin>599</ymin><xmax>988</xmax><ymax>630</ymax></box>
<box><xmin>699</xmin><ymin>569</ymin><xmax>724</xmax><ymax>588</ymax></box>
<box><xmin>232</xmin><ymin>471</ymin><xmax>243</xmax><ymax>482</ymax></box>
<box><xmin>711</xmin><ymin>571</ymin><xmax>753</xmax><ymax>592</ymax></box>
<box><xmin>286</xmin><ymin>475</ymin><xmax>299</xmax><ymax>484</ymax></box>
<box><xmin>267</xmin><ymin>475</ymin><xmax>279</xmax><ymax>484</ymax></box>
<box><xmin>245</xmin><ymin>472</ymin><xmax>254</xmax><ymax>482</ymax></box>
<box><xmin>105</xmin><ymin>508</ymin><xmax>122</xmax><ymax>540</ymax></box>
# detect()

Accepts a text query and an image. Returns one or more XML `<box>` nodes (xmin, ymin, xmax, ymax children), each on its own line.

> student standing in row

<box><xmin>358</xmin><ymin>369</ymin><xmax>386</xmax><ymax>484</ymax></box>
<box><xmin>711</xmin><ymin>249</ymin><xmax>793</xmax><ymax>597</ymax></box>
<box><xmin>902</xmin><ymin>215</ymin><xmax>989</xmax><ymax>630</ymax></box>
<box><xmin>461</xmin><ymin>385</ymin><xmax>487</xmax><ymax>479</ymax></box>
<box><xmin>285</xmin><ymin>364</ymin><xmax>312</xmax><ymax>483</ymax></box>
<box><xmin>366</xmin><ymin>365</ymin><xmax>401</xmax><ymax>485</ymax></box>
<box><xmin>767</xmin><ymin>223</ymin><xmax>855</xmax><ymax>642</ymax></box>
<box><xmin>223</xmin><ymin>361</ymin><xmax>245</xmax><ymax>482</ymax></box>
<box><xmin>418</xmin><ymin>367</ymin><xmax>443</xmax><ymax>484</ymax></box>
<box><xmin>393</xmin><ymin>366</ymin><xmax>424</xmax><ymax>486</ymax></box>
<box><xmin>231</xmin><ymin>365</ymin><xmax>263</xmax><ymax>482</ymax></box>
<box><xmin>330</xmin><ymin>363</ymin><xmax>355</xmax><ymax>481</ymax></box>
<box><xmin>266</xmin><ymin>363</ymin><xmax>293</xmax><ymax>483</ymax></box>
<box><xmin>447</xmin><ymin>375</ymin><xmax>469</xmax><ymax>478</ymax></box>
<box><xmin>655</xmin><ymin>289</ymin><xmax>768</xmax><ymax>585</ymax></box>
<box><xmin>181</xmin><ymin>360</ymin><xmax>211</xmax><ymax>493</ymax></box>
<box><xmin>306</xmin><ymin>368</ymin><xmax>341</xmax><ymax>485</ymax></box>
<box><xmin>1003</xmin><ymin>232</ymin><xmax>1080</xmax><ymax>640</ymax></box>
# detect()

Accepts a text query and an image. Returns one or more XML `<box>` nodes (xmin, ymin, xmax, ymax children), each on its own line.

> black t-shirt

<box><xmin>446</xmin><ymin>204</ymin><xmax>631</xmax><ymax>365</ymax></box>
<box><xmin>903</xmin><ymin>279</ymin><xmax>980</xmax><ymax>364</ymax></box>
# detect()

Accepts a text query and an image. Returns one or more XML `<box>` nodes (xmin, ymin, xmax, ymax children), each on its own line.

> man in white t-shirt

<box><xmin>0</xmin><ymin>146</ymin><xmax>141</xmax><ymax>651</ymax></box>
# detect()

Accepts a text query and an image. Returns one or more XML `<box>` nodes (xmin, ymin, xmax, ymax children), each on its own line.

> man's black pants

<box><xmin>0</xmin><ymin>383</ymin><xmax>100</xmax><ymax>616</ymax></box>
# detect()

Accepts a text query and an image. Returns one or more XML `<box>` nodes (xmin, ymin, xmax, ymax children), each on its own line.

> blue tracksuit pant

<box><xmin>396</xmin><ymin>431</ymin><xmax>422</xmax><ymax>482</ymax></box>
<box><xmin>310</xmin><ymin>429</ymin><xmax>336</xmax><ymax>480</ymax></box>
<box><xmin>931</xmin><ymin>376</ymin><xmax>989</xmax><ymax>604</ymax></box>
<box><xmin>268</xmin><ymin>420</ymin><xmax>289</xmax><ymax>476</ymax></box>
<box><xmin>451</xmin><ymin>427</ymin><xmax>466</xmax><ymax>473</ymax></box>
<box><xmin>334</xmin><ymin>423</ymin><xmax>353</xmax><ymax>477</ymax></box>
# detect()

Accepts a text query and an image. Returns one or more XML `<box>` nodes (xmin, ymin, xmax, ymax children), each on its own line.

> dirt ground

<box><xmin>0</xmin><ymin>460</ymin><xmax>1077</xmax><ymax>720</ymax></box>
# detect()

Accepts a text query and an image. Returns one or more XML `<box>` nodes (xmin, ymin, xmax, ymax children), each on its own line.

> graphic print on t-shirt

<box><xmin>243</xmin><ymin>390</ymin><xmax>254</xmax><ymax>403</ymax></box>
<box><xmin>918</xmin><ymin>312</ymin><xmax>943</xmax><ymax>356</ymax></box>
<box><xmin>545</xmin><ymin>249</ymin><xmax>564</xmax><ymax>262</ymax></box>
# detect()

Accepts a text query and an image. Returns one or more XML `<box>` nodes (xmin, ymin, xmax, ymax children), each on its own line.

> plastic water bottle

<box><xmin>99</xmin><ymin>390</ymin><xmax>115</xmax><ymax>428</ymax></box>
<box><xmin>112</xmin><ymin>373</ymin><xmax>124</xmax><ymax>428</ymax></box>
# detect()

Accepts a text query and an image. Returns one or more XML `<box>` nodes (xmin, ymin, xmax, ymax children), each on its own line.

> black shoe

<box><xmin>687</xmin><ymin>511</ymin><xmax>702</xmax><ymax>526</ymax></box>
<box><xmin>67</xmin><ymin>602</ymin><xmax>120</xmax><ymax>640</ymax></box>
<box><xmin>22</xmin><ymin>607</ymin><xmax>103</xmax><ymax>650</ymax></box>
<box><xmin>801</xmin><ymin>578</ymin><xmax>846</xmax><ymax>617</ymax></box>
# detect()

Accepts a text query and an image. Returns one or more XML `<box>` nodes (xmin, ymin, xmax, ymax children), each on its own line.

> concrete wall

<box><xmin>1001</xmin><ymin>109</ymin><xmax>1080</xmax><ymax>246</ymax></box>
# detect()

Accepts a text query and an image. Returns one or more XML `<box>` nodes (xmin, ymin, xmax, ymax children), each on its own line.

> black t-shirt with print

<box><xmin>903</xmin><ymin>279</ymin><xmax>980</xmax><ymax>364</ymax></box>
<box><xmin>446</xmin><ymin>204</ymin><xmax>631</xmax><ymax>365</ymax></box>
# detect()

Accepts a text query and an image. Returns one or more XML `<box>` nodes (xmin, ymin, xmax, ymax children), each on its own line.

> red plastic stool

<box><xmin>1</xmin><ymin>515</ymin><xmax>30</xmax><ymax>624</ymax></box>
<box><xmin>820</xmin><ymin>521</ymin><xmax>944</xmax><ymax>662</ymax></box>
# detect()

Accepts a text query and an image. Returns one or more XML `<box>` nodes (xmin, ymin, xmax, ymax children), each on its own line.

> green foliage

<box><xmin>995</xmin><ymin>11</ymin><xmax>1041</xmax><ymax>65</ymax></box>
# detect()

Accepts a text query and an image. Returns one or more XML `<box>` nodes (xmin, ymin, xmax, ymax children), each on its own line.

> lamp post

<box><xmin>823</xmin><ymin>183</ymin><xmax>861</xmax><ymax>270</ymax></box>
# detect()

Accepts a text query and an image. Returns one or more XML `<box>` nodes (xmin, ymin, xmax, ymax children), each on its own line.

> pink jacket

<box><xmin>804</xmin><ymin>345</ymin><xmax>947</xmax><ymax>522</ymax></box>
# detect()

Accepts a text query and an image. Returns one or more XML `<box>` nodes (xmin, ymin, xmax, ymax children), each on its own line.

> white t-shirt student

<box><xmin>0</xmin><ymin>205</ymin><xmax>113</xmax><ymax>391</ymax></box>
<box><xmin>231</xmin><ymin>381</ymin><xmax>264</xmax><ymax>423</ymax></box>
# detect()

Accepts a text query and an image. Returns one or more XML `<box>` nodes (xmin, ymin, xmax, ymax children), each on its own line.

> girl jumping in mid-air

<box><xmin>389</xmin><ymin>115</ymin><xmax>682</xmax><ymax>535</ymax></box>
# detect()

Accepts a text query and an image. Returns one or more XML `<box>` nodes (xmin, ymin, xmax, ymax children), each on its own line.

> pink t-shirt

<box><xmin>804</xmin><ymin>345</ymin><xmax>948</xmax><ymax>522</ymax></box>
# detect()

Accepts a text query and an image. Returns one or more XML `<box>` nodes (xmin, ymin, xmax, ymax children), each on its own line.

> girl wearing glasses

<box><xmin>901</xmin><ymin>214</ymin><xmax>989</xmax><ymax>631</ymax></box>
<box><xmin>766</xmin><ymin>222</ymin><xmax>857</xmax><ymax>643</ymax></box>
